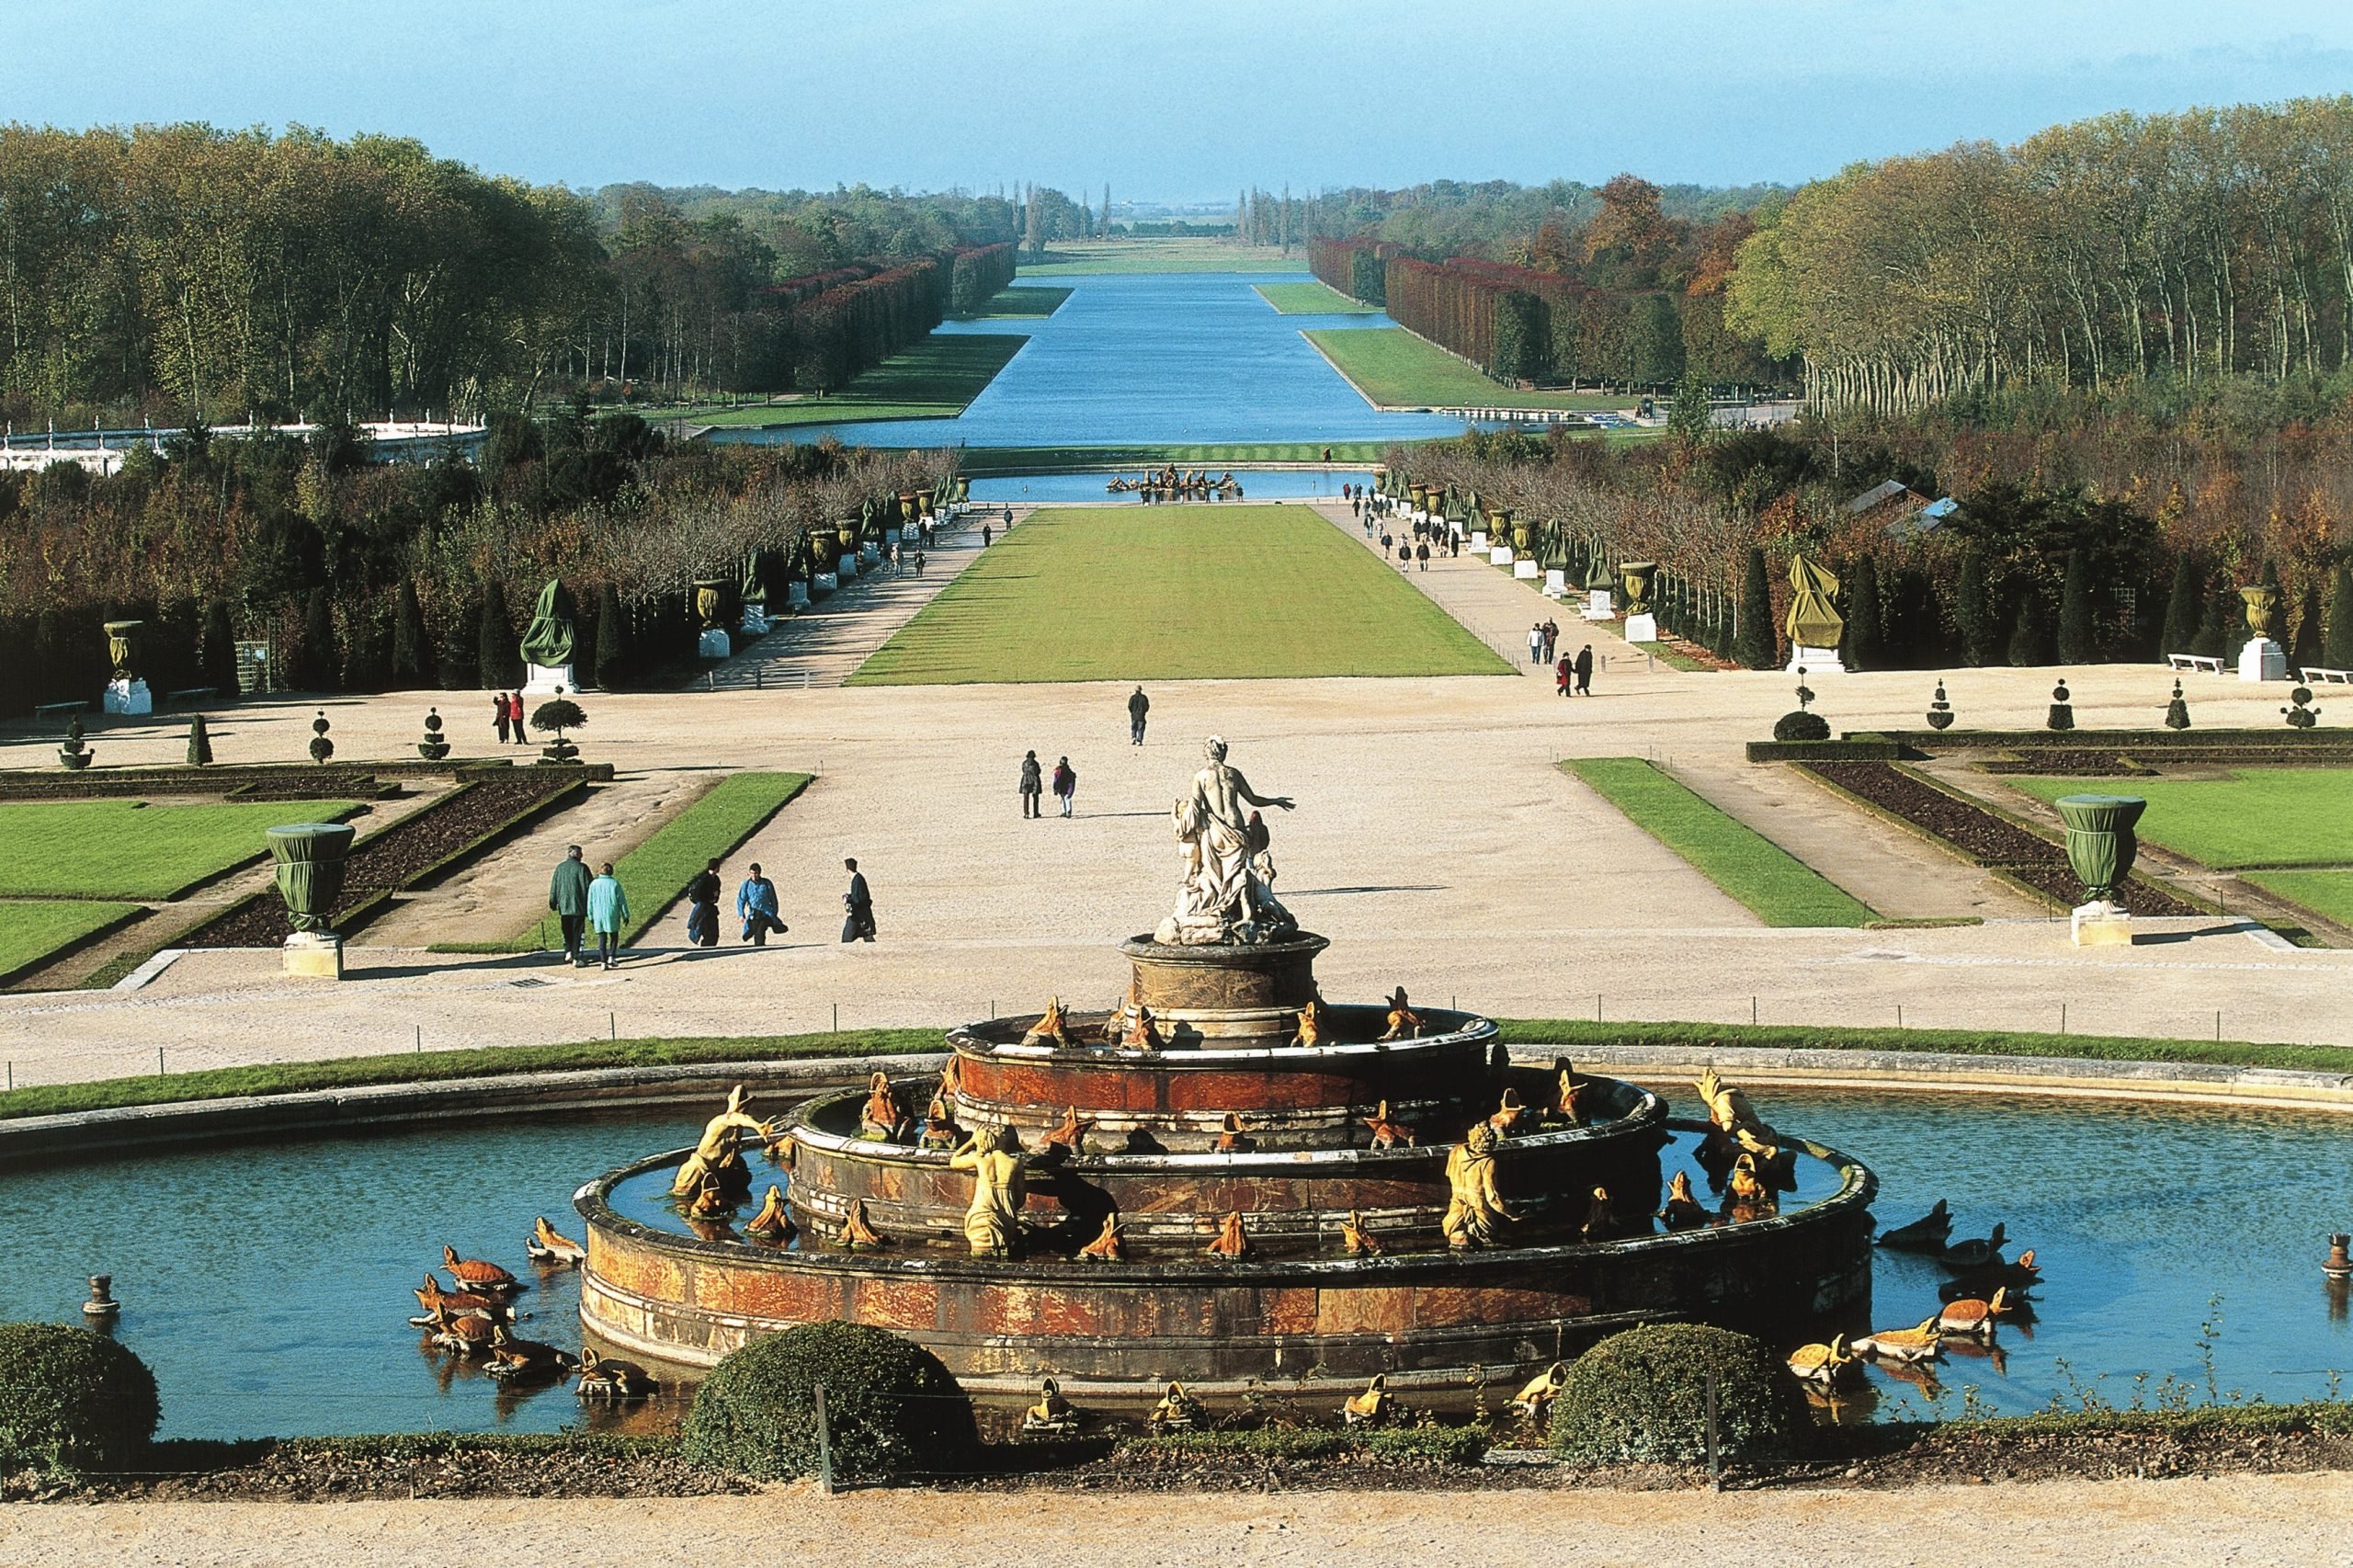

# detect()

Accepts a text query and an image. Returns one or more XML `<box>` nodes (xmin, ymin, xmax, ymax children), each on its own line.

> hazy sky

<box><xmin>7</xmin><ymin>1</ymin><xmax>2352</xmax><ymax>199</ymax></box>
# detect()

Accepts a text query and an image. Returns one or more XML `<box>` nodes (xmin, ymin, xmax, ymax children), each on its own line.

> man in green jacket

<box><xmin>549</xmin><ymin>844</ymin><xmax>592</xmax><ymax>968</ymax></box>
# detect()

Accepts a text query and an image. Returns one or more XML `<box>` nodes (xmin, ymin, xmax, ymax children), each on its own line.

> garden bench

<box><xmin>2167</xmin><ymin>653</ymin><xmax>2224</xmax><ymax>674</ymax></box>
<box><xmin>2303</xmin><ymin>665</ymin><xmax>2353</xmax><ymax>685</ymax></box>
<box><xmin>164</xmin><ymin>686</ymin><xmax>217</xmax><ymax>704</ymax></box>
<box><xmin>32</xmin><ymin>699</ymin><xmax>85</xmax><ymax>718</ymax></box>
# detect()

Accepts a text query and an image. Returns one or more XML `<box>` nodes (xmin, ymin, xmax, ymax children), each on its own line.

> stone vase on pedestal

<box><xmin>101</xmin><ymin>619</ymin><xmax>152</xmax><ymax>715</ymax></box>
<box><xmin>269</xmin><ymin>822</ymin><xmax>356</xmax><ymax>978</ymax></box>
<box><xmin>2055</xmin><ymin>794</ymin><xmax>2144</xmax><ymax>946</ymax></box>
<box><xmin>693</xmin><ymin>579</ymin><xmax>732</xmax><ymax>660</ymax></box>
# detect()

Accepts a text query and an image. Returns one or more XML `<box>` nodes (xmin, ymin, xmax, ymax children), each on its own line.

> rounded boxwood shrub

<box><xmin>1548</xmin><ymin>1323</ymin><xmax>1803</xmax><ymax>1468</ymax></box>
<box><xmin>0</xmin><ymin>1322</ymin><xmax>160</xmax><ymax>1472</ymax></box>
<box><xmin>681</xmin><ymin>1321</ymin><xmax>972</xmax><ymax>1483</ymax></box>
<box><xmin>1771</xmin><ymin>710</ymin><xmax>1831</xmax><ymax>743</ymax></box>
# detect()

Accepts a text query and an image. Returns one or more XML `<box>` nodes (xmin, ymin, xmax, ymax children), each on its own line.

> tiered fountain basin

<box><xmin>577</xmin><ymin>933</ymin><xmax>1877</xmax><ymax>1396</ymax></box>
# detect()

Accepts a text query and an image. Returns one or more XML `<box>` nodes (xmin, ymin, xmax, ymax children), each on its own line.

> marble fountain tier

<box><xmin>576</xmin><ymin>742</ymin><xmax>1876</xmax><ymax>1397</ymax></box>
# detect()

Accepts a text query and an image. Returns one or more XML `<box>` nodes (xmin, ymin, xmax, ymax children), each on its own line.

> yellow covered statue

<box><xmin>1784</xmin><ymin>555</ymin><xmax>1844</xmax><ymax>653</ymax></box>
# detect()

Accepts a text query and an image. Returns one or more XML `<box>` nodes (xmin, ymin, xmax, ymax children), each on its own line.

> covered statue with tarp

<box><xmin>520</xmin><ymin>579</ymin><xmax>576</xmax><ymax>690</ymax></box>
<box><xmin>1782</xmin><ymin>555</ymin><xmax>1845</xmax><ymax>674</ymax></box>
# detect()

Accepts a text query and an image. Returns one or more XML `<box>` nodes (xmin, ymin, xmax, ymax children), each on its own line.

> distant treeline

<box><xmin>0</xmin><ymin>126</ymin><xmax>1021</xmax><ymax>425</ymax></box>
<box><xmin>1727</xmin><ymin>97</ymin><xmax>2353</xmax><ymax>410</ymax></box>
<box><xmin>1311</xmin><ymin>176</ymin><xmax>1781</xmax><ymax>388</ymax></box>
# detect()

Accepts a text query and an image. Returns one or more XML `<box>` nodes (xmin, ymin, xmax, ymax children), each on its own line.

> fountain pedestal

<box><xmin>2239</xmin><ymin>638</ymin><xmax>2287</xmax><ymax>682</ymax></box>
<box><xmin>281</xmin><ymin>930</ymin><xmax>345</xmax><ymax>978</ymax></box>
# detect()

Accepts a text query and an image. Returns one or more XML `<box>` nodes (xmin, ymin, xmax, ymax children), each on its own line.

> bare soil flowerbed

<box><xmin>1802</xmin><ymin>761</ymin><xmax>2200</xmax><ymax>915</ymax></box>
<box><xmin>183</xmin><ymin>772</ymin><xmax>589</xmax><ymax>948</ymax></box>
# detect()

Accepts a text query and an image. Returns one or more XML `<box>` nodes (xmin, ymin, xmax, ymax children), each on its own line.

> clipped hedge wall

<box><xmin>1745</xmin><ymin>738</ymin><xmax>1904</xmax><ymax>763</ymax></box>
<box><xmin>0</xmin><ymin>1322</ymin><xmax>160</xmax><ymax>1472</ymax></box>
<box><xmin>681</xmin><ymin>1321</ymin><xmax>972</xmax><ymax>1483</ymax></box>
<box><xmin>1549</xmin><ymin>1323</ymin><xmax>1803</xmax><ymax>1468</ymax></box>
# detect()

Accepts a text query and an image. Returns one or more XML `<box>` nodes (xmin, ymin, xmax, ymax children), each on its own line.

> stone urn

<box><xmin>104</xmin><ymin>619</ymin><xmax>144</xmax><ymax>680</ymax></box>
<box><xmin>269</xmin><ymin>821</ymin><xmax>356</xmax><ymax>978</ymax></box>
<box><xmin>2239</xmin><ymin>585</ymin><xmax>2279</xmax><ymax>641</ymax></box>
<box><xmin>1619</xmin><ymin>562</ymin><xmax>1657</xmax><ymax>616</ymax></box>
<box><xmin>953</xmin><ymin>474</ymin><xmax>971</xmax><ymax>503</ymax></box>
<box><xmin>2055</xmin><ymin>795</ymin><xmax>2143</xmax><ymax>945</ymax></box>
<box><xmin>692</xmin><ymin>579</ymin><xmax>728</xmax><ymax>632</ymax></box>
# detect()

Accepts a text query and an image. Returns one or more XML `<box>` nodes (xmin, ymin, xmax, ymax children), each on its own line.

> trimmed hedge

<box><xmin>0</xmin><ymin>1322</ymin><xmax>160</xmax><ymax>1472</ymax></box>
<box><xmin>1870</xmin><ymin>727</ymin><xmax>2353</xmax><ymax>753</ymax></box>
<box><xmin>1126</xmin><ymin>1426</ymin><xmax>1488</xmax><ymax>1466</ymax></box>
<box><xmin>1772</xmin><ymin>710</ymin><xmax>1831</xmax><ymax>743</ymax></box>
<box><xmin>1549</xmin><ymin>1323</ymin><xmax>1802</xmax><ymax>1467</ymax></box>
<box><xmin>1745</xmin><ymin>738</ymin><xmax>1904</xmax><ymax>763</ymax></box>
<box><xmin>681</xmin><ymin>1321</ymin><xmax>973</xmax><ymax>1483</ymax></box>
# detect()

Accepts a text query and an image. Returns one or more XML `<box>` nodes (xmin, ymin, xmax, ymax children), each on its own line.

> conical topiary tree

<box><xmin>2160</xmin><ymin>553</ymin><xmax>2200</xmax><ymax>659</ymax></box>
<box><xmin>477</xmin><ymin>580</ymin><xmax>515</xmax><ymax>689</ymax></box>
<box><xmin>201</xmin><ymin>600</ymin><xmax>241</xmax><ymax>697</ymax></box>
<box><xmin>1734</xmin><ymin>546</ymin><xmax>1775</xmax><ymax>669</ymax></box>
<box><xmin>2328</xmin><ymin>560</ymin><xmax>2353</xmax><ymax>671</ymax></box>
<box><xmin>2006</xmin><ymin>593</ymin><xmax>2051</xmax><ymax>666</ymax></box>
<box><xmin>2191</xmin><ymin>584</ymin><xmax>2227</xmax><ymax>658</ymax></box>
<box><xmin>186</xmin><ymin>714</ymin><xmax>212</xmax><ymax>765</ymax></box>
<box><xmin>594</xmin><ymin>582</ymin><xmax>628</xmax><ymax>692</ymax></box>
<box><xmin>1955</xmin><ymin>548</ymin><xmax>1995</xmax><ymax>666</ymax></box>
<box><xmin>299</xmin><ymin>587</ymin><xmax>336</xmax><ymax>691</ymax></box>
<box><xmin>2057</xmin><ymin>549</ymin><xmax>2096</xmax><ymax>664</ymax></box>
<box><xmin>2164</xmin><ymin>679</ymin><xmax>2191</xmax><ymax>730</ymax></box>
<box><xmin>391</xmin><ymin>579</ymin><xmax>429</xmax><ymax>687</ymax></box>
<box><xmin>1844</xmin><ymin>554</ymin><xmax>1884</xmax><ymax>671</ymax></box>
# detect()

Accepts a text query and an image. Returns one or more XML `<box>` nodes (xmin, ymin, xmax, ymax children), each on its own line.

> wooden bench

<box><xmin>32</xmin><ymin>699</ymin><xmax>85</xmax><ymax>718</ymax></box>
<box><xmin>2302</xmin><ymin>665</ymin><xmax>2353</xmax><ymax>685</ymax></box>
<box><xmin>2167</xmin><ymin>653</ymin><xmax>2225</xmax><ymax>675</ymax></box>
<box><xmin>164</xmin><ymin>686</ymin><xmax>217</xmax><ymax>705</ymax></box>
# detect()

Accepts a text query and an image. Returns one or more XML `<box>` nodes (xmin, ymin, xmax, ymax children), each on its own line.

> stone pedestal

<box><xmin>102</xmin><ymin>677</ymin><xmax>152</xmax><ymax>716</ymax></box>
<box><xmin>787</xmin><ymin>582</ymin><xmax>811</xmax><ymax>608</ymax></box>
<box><xmin>813</xmin><ymin>573</ymin><xmax>837</xmax><ymax>595</ymax></box>
<box><xmin>698</xmin><ymin>628</ymin><xmax>733</xmax><ymax>660</ymax></box>
<box><xmin>1789</xmin><ymin>645</ymin><xmax>1846</xmax><ymax>675</ymax></box>
<box><xmin>883</xmin><ymin>527</ymin><xmax>902</xmax><ymax>544</ymax></box>
<box><xmin>1469</xmin><ymin>531</ymin><xmax>1488</xmax><ymax>552</ymax></box>
<box><xmin>1583</xmin><ymin>590</ymin><xmax>1614</xmax><ymax>620</ymax></box>
<box><xmin>2070</xmin><ymin>901</ymin><xmax>2132</xmax><ymax>947</ymax></box>
<box><xmin>2239</xmin><ymin>638</ymin><xmax>2288</xmax><ymax>682</ymax></box>
<box><xmin>1490</xmin><ymin>547</ymin><xmax>1514</xmax><ymax>566</ymax></box>
<box><xmin>282</xmin><ymin>930</ymin><xmax>345</xmax><ymax>979</ymax></box>
<box><xmin>523</xmin><ymin>663</ymin><xmax>573</xmax><ymax>695</ymax></box>
<box><xmin>838</xmin><ymin>554</ymin><xmax>858</xmax><ymax>580</ymax></box>
<box><xmin>1544</xmin><ymin>569</ymin><xmax>1568</xmax><ymax>597</ymax></box>
<box><xmin>1623</xmin><ymin>612</ymin><xmax>1658</xmax><ymax>643</ymax></box>
<box><xmin>1514</xmin><ymin>560</ymin><xmax>1540</xmax><ymax>580</ymax></box>
<box><xmin>858</xmin><ymin>543</ymin><xmax>881</xmax><ymax>564</ymax></box>
<box><xmin>740</xmin><ymin>605</ymin><xmax>772</xmax><ymax>636</ymax></box>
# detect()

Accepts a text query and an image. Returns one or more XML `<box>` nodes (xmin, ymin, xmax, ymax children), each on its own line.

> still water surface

<box><xmin>713</xmin><ymin>273</ymin><xmax>1486</xmax><ymax>449</ymax></box>
<box><xmin>0</xmin><ymin>1087</ymin><xmax>2340</xmax><ymax>1437</ymax></box>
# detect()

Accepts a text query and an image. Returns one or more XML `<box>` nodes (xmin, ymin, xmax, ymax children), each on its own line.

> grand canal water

<box><xmin>3</xmin><ymin>1085</ymin><xmax>2346</xmax><ymax>1438</ymax></box>
<box><xmin>711</xmin><ymin>273</ymin><xmax>1486</xmax><ymax>449</ymax></box>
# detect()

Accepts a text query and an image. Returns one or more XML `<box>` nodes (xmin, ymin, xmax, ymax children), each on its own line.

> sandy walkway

<box><xmin>0</xmin><ymin>1474</ymin><xmax>2332</xmax><ymax>1566</ymax></box>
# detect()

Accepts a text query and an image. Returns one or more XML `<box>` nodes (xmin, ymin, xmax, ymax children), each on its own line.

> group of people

<box><xmin>490</xmin><ymin>692</ymin><xmax>533</xmax><ymax>744</ymax></box>
<box><xmin>544</xmin><ymin>846</ymin><xmax>881</xmax><ymax>967</ymax></box>
<box><xmin>1018</xmin><ymin>749</ymin><xmax>1079</xmax><ymax>818</ymax></box>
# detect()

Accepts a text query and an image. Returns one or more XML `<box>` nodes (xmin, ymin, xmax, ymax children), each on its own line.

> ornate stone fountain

<box><xmin>576</xmin><ymin>741</ymin><xmax>1876</xmax><ymax>1400</ymax></box>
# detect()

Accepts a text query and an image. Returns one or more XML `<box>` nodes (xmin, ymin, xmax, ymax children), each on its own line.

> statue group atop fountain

<box><xmin>1155</xmin><ymin>736</ymin><xmax>1299</xmax><ymax>946</ymax></box>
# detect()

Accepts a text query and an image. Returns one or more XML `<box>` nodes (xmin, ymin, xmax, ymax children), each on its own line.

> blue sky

<box><xmin>6</xmin><ymin>1</ymin><xmax>2351</xmax><ymax>199</ymax></box>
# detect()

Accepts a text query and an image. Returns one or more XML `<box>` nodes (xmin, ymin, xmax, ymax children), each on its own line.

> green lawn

<box><xmin>0</xmin><ymin>800</ymin><xmax>359</xmax><ymax>899</ymax></box>
<box><xmin>959</xmin><ymin>286</ymin><xmax>1070</xmax><ymax>318</ymax></box>
<box><xmin>1305</xmin><ymin>327</ymin><xmax>1625</xmax><ymax>411</ymax></box>
<box><xmin>1254</xmin><ymin>281</ymin><xmax>1378</xmax><ymax>315</ymax></box>
<box><xmin>847</xmin><ymin>505</ymin><xmax>1509</xmax><ymax>685</ymax></box>
<box><xmin>2008</xmin><ymin>768</ymin><xmax>2353</xmax><ymax>869</ymax></box>
<box><xmin>1563</xmin><ymin>758</ymin><xmax>1878</xmax><ymax>926</ymax></box>
<box><xmin>957</xmin><ymin>441</ymin><xmax>1389</xmax><ymax>474</ymax></box>
<box><xmin>0</xmin><ymin>899</ymin><xmax>140</xmax><ymax>979</ymax></box>
<box><xmin>1017</xmin><ymin>241</ymin><xmax>1300</xmax><ymax>275</ymax></box>
<box><xmin>642</xmin><ymin>334</ymin><xmax>1028</xmax><ymax>427</ymax></box>
<box><xmin>2245</xmin><ymin>870</ymin><xmax>2353</xmax><ymax>926</ymax></box>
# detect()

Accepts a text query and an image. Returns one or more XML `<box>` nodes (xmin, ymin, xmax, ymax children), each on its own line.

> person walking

<box><xmin>1002</xmin><ymin>504</ymin><xmax>1014</xmax><ymax>528</ymax></box>
<box><xmin>1528</xmin><ymin>623</ymin><xmax>1545</xmax><ymax>665</ymax></box>
<box><xmin>548</xmin><ymin>844</ymin><xmax>591</xmax><ymax>967</ymax></box>
<box><xmin>1416</xmin><ymin>540</ymin><xmax>1430</xmax><ymax>572</ymax></box>
<box><xmin>1397</xmin><ymin>539</ymin><xmax>1411</xmax><ymax>568</ymax></box>
<box><xmin>840</xmin><ymin>858</ymin><xmax>876</xmax><ymax>943</ymax></box>
<box><xmin>1574</xmin><ymin>643</ymin><xmax>1595</xmax><ymax>697</ymax></box>
<box><xmin>736</xmin><ymin>862</ymin><xmax>786</xmax><ymax>946</ymax></box>
<box><xmin>493</xmin><ymin>692</ymin><xmax>512</xmax><ymax>745</ymax></box>
<box><xmin>1543</xmin><ymin>619</ymin><xmax>1561</xmax><ymax>665</ymax></box>
<box><xmin>587</xmin><ymin>861</ymin><xmax>630</xmax><ymax>970</ymax></box>
<box><xmin>508</xmin><ymin>691</ymin><xmax>529</xmax><ymax>744</ymax></box>
<box><xmin>1128</xmin><ymin>685</ymin><xmax>1150</xmax><ymax>744</ymax></box>
<box><xmin>1051</xmin><ymin>756</ymin><xmax>1077</xmax><ymax>818</ymax></box>
<box><xmin>1018</xmin><ymin>749</ymin><xmax>1043</xmax><ymax>818</ymax></box>
<box><xmin>982</xmin><ymin>523</ymin><xmax>993</xmax><ymax>548</ymax></box>
<box><xmin>685</xmin><ymin>858</ymin><xmax>722</xmax><ymax>948</ymax></box>
<box><xmin>1556</xmin><ymin>654</ymin><xmax>1573</xmax><ymax>698</ymax></box>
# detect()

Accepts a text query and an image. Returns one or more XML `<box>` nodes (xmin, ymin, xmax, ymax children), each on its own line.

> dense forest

<box><xmin>0</xmin><ymin>125</ymin><xmax>1019</xmax><ymax>425</ymax></box>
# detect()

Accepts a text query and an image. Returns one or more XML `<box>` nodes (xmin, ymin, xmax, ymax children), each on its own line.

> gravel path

<box><xmin>0</xmin><ymin>1474</ymin><xmax>2335</xmax><ymax>1566</ymax></box>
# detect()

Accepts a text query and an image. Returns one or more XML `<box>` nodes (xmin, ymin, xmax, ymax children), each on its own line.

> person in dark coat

<box><xmin>1051</xmin><ymin>756</ymin><xmax>1077</xmax><ymax>818</ymax></box>
<box><xmin>1128</xmin><ymin>686</ymin><xmax>1150</xmax><ymax>745</ymax></box>
<box><xmin>841</xmin><ymin>858</ymin><xmax>876</xmax><ymax>942</ymax></box>
<box><xmin>1574</xmin><ymin>644</ymin><xmax>1595</xmax><ymax>696</ymax></box>
<box><xmin>548</xmin><ymin>844</ymin><xmax>592</xmax><ymax>966</ymax></box>
<box><xmin>685</xmin><ymin>858</ymin><xmax>722</xmax><ymax>947</ymax></box>
<box><xmin>1416</xmin><ymin>541</ymin><xmax>1430</xmax><ymax>571</ymax></box>
<box><xmin>1018</xmin><ymin>749</ymin><xmax>1043</xmax><ymax>818</ymax></box>
<box><xmin>494</xmin><ymin>693</ymin><xmax>511</xmax><ymax>745</ymax></box>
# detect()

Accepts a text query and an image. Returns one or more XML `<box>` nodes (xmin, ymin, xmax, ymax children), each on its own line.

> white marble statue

<box><xmin>1156</xmin><ymin>736</ymin><xmax>1298</xmax><ymax>945</ymax></box>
